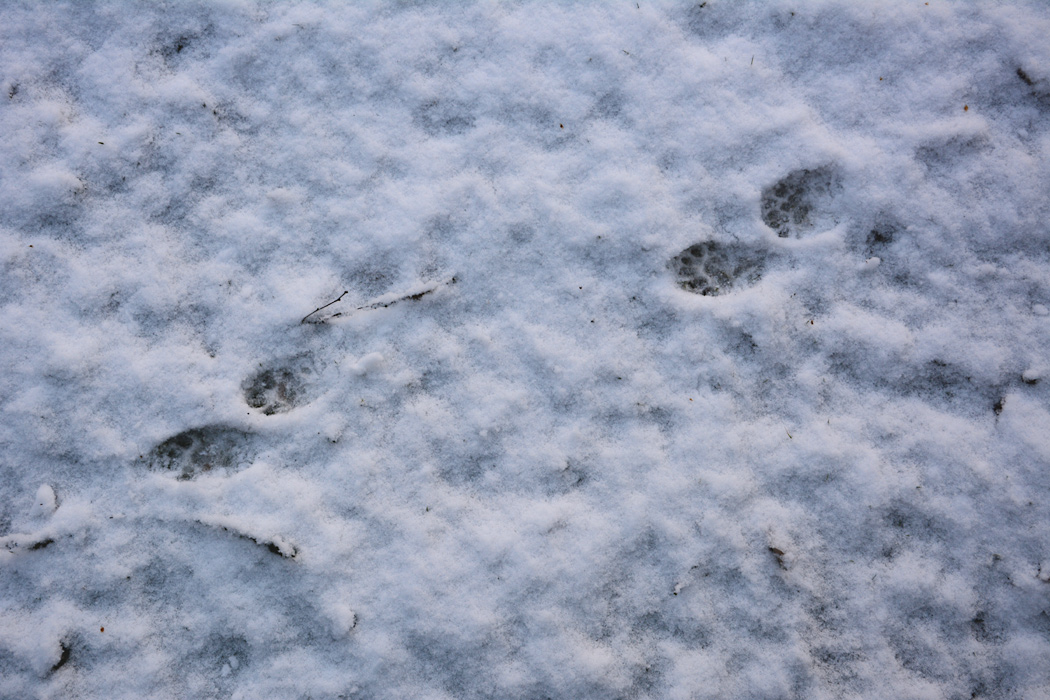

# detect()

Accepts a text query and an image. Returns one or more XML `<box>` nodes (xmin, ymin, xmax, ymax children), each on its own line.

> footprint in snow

<box><xmin>242</xmin><ymin>354</ymin><xmax>321</xmax><ymax>415</ymax></box>
<box><xmin>669</xmin><ymin>240</ymin><xmax>766</xmax><ymax>296</ymax></box>
<box><xmin>761</xmin><ymin>166</ymin><xmax>841</xmax><ymax>238</ymax></box>
<box><xmin>145</xmin><ymin>425</ymin><xmax>254</xmax><ymax>480</ymax></box>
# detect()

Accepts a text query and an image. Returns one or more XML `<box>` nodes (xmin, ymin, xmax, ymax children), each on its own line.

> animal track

<box><xmin>146</xmin><ymin>426</ymin><xmax>254</xmax><ymax>480</ymax></box>
<box><xmin>761</xmin><ymin>166</ymin><xmax>840</xmax><ymax>238</ymax></box>
<box><xmin>242</xmin><ymin>355</ymin><xmax>318</xmax><ymax>414</ymax></box>
<box><xmin>669</xmin><ymin>241</ymin><xmax>766</xmax><ymax>296</ymax></box>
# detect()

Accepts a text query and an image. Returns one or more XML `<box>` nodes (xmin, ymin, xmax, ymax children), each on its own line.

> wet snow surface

<box><xmin>2</xmin><ymin>1</ymin><xmax>1050</xmax><ymax>698</ymax></box>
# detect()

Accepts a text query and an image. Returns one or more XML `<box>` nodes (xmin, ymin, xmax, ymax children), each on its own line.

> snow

<box><xmin>29</xmin><ymin>485</ymin><xmax>56</xmax><ymax>520</ymax></box>
<box><xmin>2</xmin><ymin>1</ymin><xmax>1050</xmax><ymax>698</ymax></box>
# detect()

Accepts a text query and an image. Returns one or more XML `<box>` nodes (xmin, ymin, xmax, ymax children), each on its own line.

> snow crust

<box><xmin>2</xmin><ymin>1</ymin><xmax>1050</xmax><ymax>698</ymax></box>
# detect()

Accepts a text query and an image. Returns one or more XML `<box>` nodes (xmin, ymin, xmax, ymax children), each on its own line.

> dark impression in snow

<box><xmin>146</xmin><ymin>426</ymin><xmax>254</xmax><ymax>480</ymax></box>
<box><xmin>669</xmin><ymin>241</ymin><xmax>767</xmax><ymax>296</ymax></box>
<box><xmin>242</xmin><ymin>355</ymin><xmax>318</xmax><ymax>415</ymax></box>
<box><xmin>761</xmin><ymin>166</ymin><xmax>841</xmax><ymax>238</ymax></box>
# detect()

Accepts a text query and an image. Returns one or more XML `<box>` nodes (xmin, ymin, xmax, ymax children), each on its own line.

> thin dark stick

<box><xmin>355</xmin><ymin>288</ymin><xmax>434</xmax><ymax>312</ymax></box>
<box><xmin>300</xmin><ymin>291</ymin><xmax>348</xmax><ymax>324</ymax></box>
<box><xmin>301</xmin><ymin>277</ymin><xmax>456</xmax><ymax>325</ymax></box>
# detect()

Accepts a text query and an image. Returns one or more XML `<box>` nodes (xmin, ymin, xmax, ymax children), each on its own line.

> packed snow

<box><xmin>2</xmin><ymin>1</ymin><xmax>1050</xmax><ymax>698</ymax></box>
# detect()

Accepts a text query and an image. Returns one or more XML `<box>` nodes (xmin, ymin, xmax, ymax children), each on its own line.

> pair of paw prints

<box><xmin>671</xmin><ymin>165</ymin><xmax>849</xmax><ymax>296</ymax></box>
<box><xmin>144</xmin><ymin>356</ymin><xmax>321</xmax><ymax>480</ymax></box>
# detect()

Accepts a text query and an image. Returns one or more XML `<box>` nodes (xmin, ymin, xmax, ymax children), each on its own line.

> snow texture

<box><xmin>2</xmin><ymin>1</ymin><xmax>1050</xmax><ymax>698</ymax></box>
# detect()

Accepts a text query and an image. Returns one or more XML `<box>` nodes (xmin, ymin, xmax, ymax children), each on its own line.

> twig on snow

<box><xmin>300</xmin><ymin>291</ymin><xmax>349</xmax><ymax>324</ymax></box>
<box><xmin>301</xmin><ymin>278</ymin><xmax>455</xmax><ymax>325</ymax></box>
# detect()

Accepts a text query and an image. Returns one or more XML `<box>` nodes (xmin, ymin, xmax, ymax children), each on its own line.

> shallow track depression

<box><xmin>2</xmin><ymin>2</ymin><xmax>1050</xmax><ymax>698</ymax></box>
